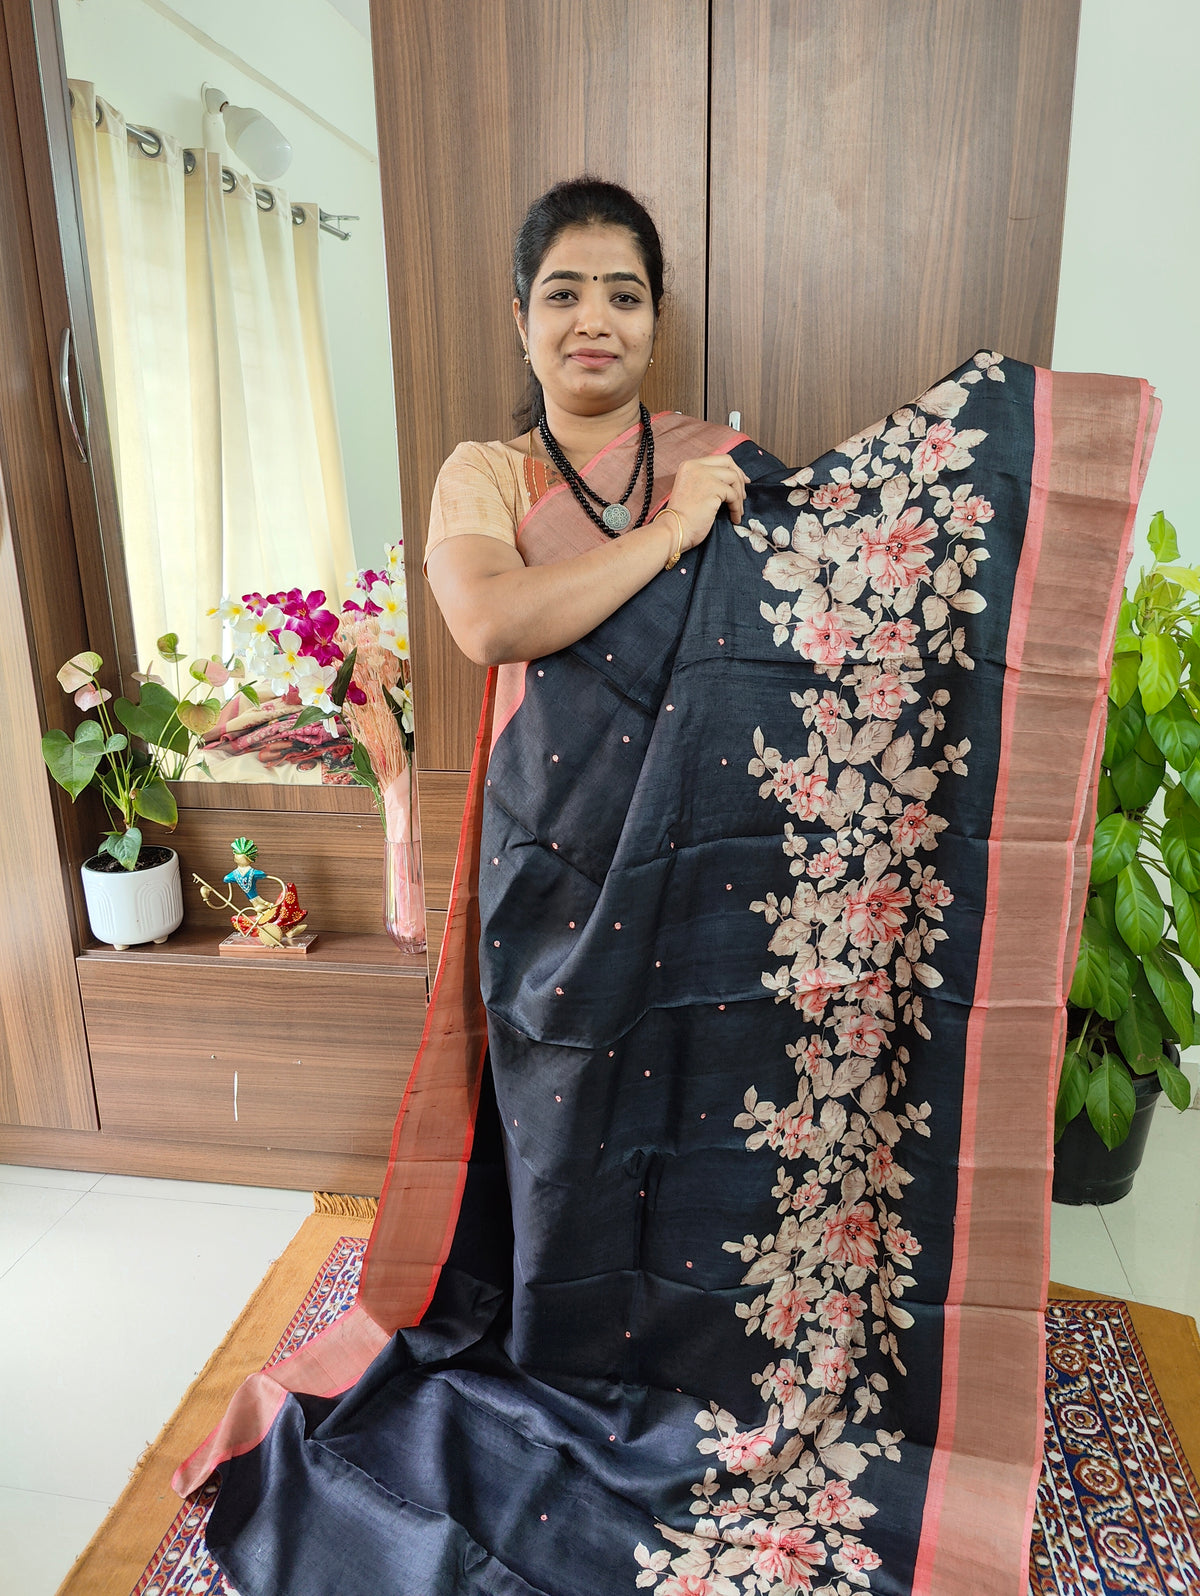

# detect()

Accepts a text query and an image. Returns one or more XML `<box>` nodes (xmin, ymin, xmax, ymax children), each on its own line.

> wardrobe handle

<box><xmin>58</xmin><ymin>325</ymin><xmax>88</xmax><ymax>462</ymax></box>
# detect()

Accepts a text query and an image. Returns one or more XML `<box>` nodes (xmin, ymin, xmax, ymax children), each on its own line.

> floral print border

<box><xmin>636</xmin><ymin>351</ymin><xmax>1007</xmax><ymax>1596</ymax></box>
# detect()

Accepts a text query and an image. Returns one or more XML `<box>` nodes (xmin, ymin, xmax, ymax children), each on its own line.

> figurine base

<box><xmin>218</xmin><ymin>931</ymin><xmax>318</xmax><ymax>957</ymax></box>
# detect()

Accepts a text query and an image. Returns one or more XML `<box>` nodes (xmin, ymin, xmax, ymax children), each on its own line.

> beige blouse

<box><xmin>424</xmin><ymin>441</ymin><xmax>560</xmax><ymax>572</ymax></box>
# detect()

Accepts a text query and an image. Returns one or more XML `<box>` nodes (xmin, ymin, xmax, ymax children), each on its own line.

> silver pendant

<box><xmin>602</xmin><ymin>502</ymin><xmax>632</xmax><ymax>532</ymax></box>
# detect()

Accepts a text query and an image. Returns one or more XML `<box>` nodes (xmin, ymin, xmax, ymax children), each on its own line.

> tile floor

<box><xmin>1</xmin><ymin>1106</ymin><xmax>1197</xmax><ymax>1595</ymax></box>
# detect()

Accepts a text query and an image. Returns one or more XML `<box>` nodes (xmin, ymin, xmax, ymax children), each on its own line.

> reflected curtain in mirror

<box><xmin>68</xmin><ymin>81</ymin><xmax>354</xmax><ymax>668</ymax></box>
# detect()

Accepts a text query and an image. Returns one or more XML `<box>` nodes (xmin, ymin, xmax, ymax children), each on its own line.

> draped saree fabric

<box><xmin>178</xmin><ymin>356</ymin><xmax>1158</xmax><ymax>1595</ymax></box>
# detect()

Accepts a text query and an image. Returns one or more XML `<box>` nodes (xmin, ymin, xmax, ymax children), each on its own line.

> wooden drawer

<box><xmin>79</xmin><ymin>957</ymin><xmax>425</xmax><ymax>1158</ymax></box>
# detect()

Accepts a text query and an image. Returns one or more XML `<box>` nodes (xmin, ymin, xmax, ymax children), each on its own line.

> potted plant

<box><xmin>41</xmin><ymin>634</ymin><xmax>232</xmax><ymax>949</ymax></box>
<box><xmin>1056</xmin><ymin>513</ymin><xmax>1197</xmax><ymax>1203</ymax></box>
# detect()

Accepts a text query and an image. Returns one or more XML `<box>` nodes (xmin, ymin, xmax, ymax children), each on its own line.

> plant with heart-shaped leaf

<box><xmin>1061</xmin><ymin>512</ymin><xmax>1199</xmax><ymax>1148</ymax></box>
<box><xmin>41</xmin><ymin>634</ymin><xmax>247</xmax><ymax>869</ymax></box>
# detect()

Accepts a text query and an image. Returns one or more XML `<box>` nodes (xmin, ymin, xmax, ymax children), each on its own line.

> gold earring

<box><xmin>649</xmin><ymin>356</ymin><xmax>655</xmax><ymax>367</ymax></box>
<box><xmin>523</xmin><ymin>350</ymin><xmax>530</xmax><ymax>364</ymax></box>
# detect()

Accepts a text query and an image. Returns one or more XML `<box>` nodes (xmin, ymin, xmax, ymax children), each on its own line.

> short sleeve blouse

<box><xmin>424</xmin><ymin>440</ymin><xmax>558</xmax><ymax>572</ymax></box>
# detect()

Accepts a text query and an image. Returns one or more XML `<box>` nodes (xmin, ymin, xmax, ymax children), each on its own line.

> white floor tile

<box><xmin>1097</xmin><ymin>1105</ymin><xmax>1200</xmax><ymax>1323</ymax></box>
<box><xmin>1049</xmin><ymin>1199</ymin><xmax>1134</xmax><ymax>1297</ymax></box>
<box><xmin>0</xmin><ymin>1185</ymin><xmax>84</xmax><ymax>1278</ymax></box>
<box><xmin>92</xmin><ymin>1172</ymin><xmax>313</xmax><ymax>1212</ymax></box>
<box><xmin>0</xmin><ymin>1189</ymin><xmax>303</xmax><ymax>1501</ymax></box>
<box><xmin>0</xmin><ymin>1485</ymin><xmax>110</xmax><ymax>1596</ymax></box>
<box><xmin>0</xmin><ymin>1164</ymin><xmax>104</xmax><ymax>1193</ymax></box>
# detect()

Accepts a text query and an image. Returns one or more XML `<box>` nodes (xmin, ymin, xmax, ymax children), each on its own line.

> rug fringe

<box><xmin>312</xmin><ymin>1191</ymin><xmax>378</xmax><ymax>1219</ymax></box>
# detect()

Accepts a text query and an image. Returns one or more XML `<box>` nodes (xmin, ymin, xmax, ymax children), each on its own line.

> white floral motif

<box><xmin>638</xmin><ymin>364</ymin><xmax>1001</xmax><ymax>1594</ymax></box>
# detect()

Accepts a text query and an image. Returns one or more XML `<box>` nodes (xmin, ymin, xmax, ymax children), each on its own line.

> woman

<box><xmin>186</xmin><ymin>180</ymin><xmax>1158</xmax><ymax>1596</ymax></box>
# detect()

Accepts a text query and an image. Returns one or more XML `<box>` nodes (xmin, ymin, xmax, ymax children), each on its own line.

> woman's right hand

<box><xmin>662</xmin><ymin>454</ymin><xmax>751</xmax><ymax>549</ymax></box>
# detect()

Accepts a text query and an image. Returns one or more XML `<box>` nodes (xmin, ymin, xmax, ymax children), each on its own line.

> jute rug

<box><xmin>56</xmin><ymin>1211</ymin><xmax>1200</xmax><ymax>1596</ymax></box>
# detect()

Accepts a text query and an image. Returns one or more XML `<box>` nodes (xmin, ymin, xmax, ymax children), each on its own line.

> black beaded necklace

<box><xmin>536</xmin><ymin>403</ymin><xmax>655</xmax><ymax>535</ymax></box>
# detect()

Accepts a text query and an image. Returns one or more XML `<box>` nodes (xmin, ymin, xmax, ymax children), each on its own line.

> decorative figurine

<box><xmin>193</xmin><ymin>837</ymin><xmax>317</xmax><ymax>955</ymax></box>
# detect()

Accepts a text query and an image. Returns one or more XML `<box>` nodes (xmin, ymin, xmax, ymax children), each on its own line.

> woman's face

<box><xmin>514</xmin><ymin>223</ymin><xmax>656</xmax><ymax>422</ymax></box>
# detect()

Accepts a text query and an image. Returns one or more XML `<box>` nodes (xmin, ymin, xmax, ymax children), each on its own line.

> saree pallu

<box><xmin>179</xmin><ymin>356</ymin><xmax>1158</xmax><ymax>1596</ymax></box>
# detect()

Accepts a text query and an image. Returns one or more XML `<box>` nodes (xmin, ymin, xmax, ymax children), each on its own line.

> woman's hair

<box><xmin>512</xmin><ymin>177</ymin><xmax>665</xmax><ymax>432</ymax></box>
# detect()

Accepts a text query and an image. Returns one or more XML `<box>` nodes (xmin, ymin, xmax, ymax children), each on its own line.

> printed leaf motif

<box><xmin>848</xmin><ymin>722</ymin><xmax>895</xmax><ymax>765</ymax></box>
<box><xmin>879</xmin><ymin>734</ymin><xmax>914</xmax><ymax>782</ymax></box>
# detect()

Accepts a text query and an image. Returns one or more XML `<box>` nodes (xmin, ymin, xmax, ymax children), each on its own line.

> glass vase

<box><xmin>382</xmin><ymin>767</ymin><xmax>426</xmax><ymax>954</ymax></box>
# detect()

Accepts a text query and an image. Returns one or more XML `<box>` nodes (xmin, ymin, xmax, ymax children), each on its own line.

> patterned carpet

<box><xmin>129</xmin><ymin>1242</ymin><xmax>1200</xmax><ymax>1596</ymax></box>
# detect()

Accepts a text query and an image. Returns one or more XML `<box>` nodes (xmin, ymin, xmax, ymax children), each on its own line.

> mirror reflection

<box><xmin>57</xmin><ymin>0</ymin><xmax>403</xmax><ymax>785</ymax></box>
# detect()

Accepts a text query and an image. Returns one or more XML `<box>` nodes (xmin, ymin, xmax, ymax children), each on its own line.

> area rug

<box><xmin>57</xmin><ymin>1238</ymin><xmax>1200</xmax><ymax>1596</ymax></box>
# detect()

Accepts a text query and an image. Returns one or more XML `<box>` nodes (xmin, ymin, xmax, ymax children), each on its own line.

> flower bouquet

<box><xmin>213</xmin><ymin>543</ymin><xmax>424</xmax><ymax>952</ymax></box>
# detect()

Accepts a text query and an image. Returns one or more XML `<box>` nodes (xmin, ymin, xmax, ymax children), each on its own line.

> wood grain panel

<box><xmin>707</xmin><ymin>0</ymin><xmax>1081</xmax><ymax>465</ymax></box>
<box><xmin>80</xmin><ymin>960</ymin><xmax>424</xmax><ymax>1157</ymax></box>
<box><xmin>416</xmin><ymin>770</ymin><xmax>471</xmax><ymax>910</ymax></box>
<box><xmin>0</xmin><ymin>1123</ymin><xmax>388</xmax><ymax>1194</ymax></box>
<box><xmin>371</xmin><ymin>0</ymin><xmax>709</xmax><ymax>770</ymax></box>
<box><xmin>172</xmin><ymin>781</ymin><xmax>377</xmax><ymax>815</ymax></box>
<box><xmin>139</xmin><ymin>808</ymin><xmax>393</xmax><ymax>936</ymax></box>
<box><xmin>425</xmin><ymin>909</ymin><xmax>447</xmax><ymax>974</ymax></box>
<box><xmin>0</xmin><ymin>467</ymin><xmax>95</xmax><ymax>1129</ymax></box>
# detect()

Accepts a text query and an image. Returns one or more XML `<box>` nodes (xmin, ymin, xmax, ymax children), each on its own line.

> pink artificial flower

<box><xmin>822</xmin><ymin>1202</ymin><xmax>880</xmax><ymax>1269</ymax></box>
<box><xmin>74</xmin><ymin>685</ymin><xmax>112</xmax><ymax>710</ymax></box>
<box><xmin>345</xmin><ymin>682</ymin><xmax>368</xmax><ymax>706</ymax></box>
<box><xmin>860</xmin><ymin>507</ymin><xmax>935</xmax><ymax>593</ymax></box>
<box><xmin>717</xmin><ymin>1426</ymin><xmax>777</xmax><ymax>1475</ymax></box>
<box><xmin>834</xmin><ymin>1540</ymin><xmax>883</xmax><ymax>1576</ymax></box>
<box><xmin>794</xmin><ymin>609</ymin><xmax>857</xmax><ymax>667</ymax></box>
<box><xmin>843</xmin><ymin>875</ymin><xmax>910</xmax><ymax>950</ymax></box>
<box><xmin>788</xmin><ymin>770</ymin><xmax>829</xmax><ymax>820</ymax></box>
<box><xmin>947</xmin><ymin>492</ymin><xmax>994</xmax><ymax>534</ymax></box>
<box><xmin>865</xmin><ymin>617</ymin><xmax>920</xmax><ymax>661</ymax></box>
<box><xmin>809</xmin><ymin>1340</ymin><xmax>854</xmax><ymax>1393</ymax></box>
<box><xmin>752</xmin><ymin>1524</ymin><xmax>827</xmax><ymax>1586</ymax></box>
<box><xmin>820</xmin><ymin>1291</ymin><xmax>867</xmax><ymax>1329</ymax></box>
<box><xmin>835</xmin><ymin>1011</ymin><xmax>888</xmax><ymax>1059</ymax></box>
<box><xmin>763</xmin><ymin>1287</ymin><xmax>812</xmax><ymax>1347</ymax></box>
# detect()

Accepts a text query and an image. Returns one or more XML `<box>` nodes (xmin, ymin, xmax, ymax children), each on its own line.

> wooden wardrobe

<box><xmin>0</xmin><ymin>0</ymin><xmax>1080</xmax><ymax>1191</ymax></box>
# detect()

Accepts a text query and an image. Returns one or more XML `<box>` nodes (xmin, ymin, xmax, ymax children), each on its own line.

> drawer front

<box><xmin>80</xmin><ymin>962</ymin><xmax>425</xmax><ymax>1157</ymax></box>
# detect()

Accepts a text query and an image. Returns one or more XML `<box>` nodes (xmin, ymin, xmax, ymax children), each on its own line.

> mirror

<box><xmin>55</xmin><ymin>0</ymin><xmax>403</xmax><ymax>787</ymax></box>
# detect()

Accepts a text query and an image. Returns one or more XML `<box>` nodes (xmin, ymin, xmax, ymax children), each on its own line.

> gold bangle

<box><xmin>658</xmin><ymin>508</ymin><xmax>686</xmax><ymax>571</ymax></box>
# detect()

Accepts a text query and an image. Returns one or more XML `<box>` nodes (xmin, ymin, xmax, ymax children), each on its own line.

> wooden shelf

<box><xmin>78</xmin><ymin>925</ymin><xmax>428</xmax><ymax>979</ymax></box>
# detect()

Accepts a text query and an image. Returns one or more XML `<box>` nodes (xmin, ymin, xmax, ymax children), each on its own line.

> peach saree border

<box><xmin>911</xmin><ymin>370</ymin><xmax>1159</xmax><ymax>1595</ymax></box>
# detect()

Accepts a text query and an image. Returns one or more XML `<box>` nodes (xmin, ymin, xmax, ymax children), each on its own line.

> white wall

<box><xmin>57</xmin><ymin>0</ymin><xmax>401</xmax><ymax>575</ymax></box>
<box><xmin>1053</xmin><ymin>0</ymin><xmax>1200</xmax><ymax>571</ymax></box>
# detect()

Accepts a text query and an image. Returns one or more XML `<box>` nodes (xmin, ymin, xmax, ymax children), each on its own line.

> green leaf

<box><xmin>1162</xmin><ymin>811</ymin><xmax>1200</xmax><ymax>891</ymax></box>
<box><xmin>40</xmin><ymin>720</ymin><xmax>106</xmax><ymax>799</ymax></box>
<box><xmin>1110</xmin><ymin>746</ymin><xmax>1164</xmax><ymax>810</ymax></box>
<box><xmin>1103</xmin><ymin>697</ymin><xmax>1144</xmax><ymax>767</ymax></box>
<box><xmin>291</xmin><ymin>706</ymin><xmax>332</xmax><ymax>730</ymax></box>
<box><xmin>1146</xmin><ymin>695</ymin><xmax>1200</xmax><ymax>768</ymax></box>
<box><xmin>156</xmin><ymin>632</ymin><xmax>184</xmax><ymax>663</ymax></box>
<box><xmin>1054</xmin><ymin>1038</ymin><xmax>1091</xmax><ymax>1141</ymax></box>
<box><xmin>99</xmin><ymin>826</ymin><xmax>142</xmax><ymax>871</ymax></box>
<box><xmin>1089</xmin><ymin>876</ymin><xmax>1118</xmax><ymax>933</ymax></box>
<box><xmin>1085</xmin><ymin>1053</ymin><xmax>1137</xmax><ymax>1149</ymax></box>
<box><xmin>330</xmin><ymin>648</ymin><xmax>358</xmax><ymax>709</ymax></box>
<box><xmin>1143</xmin><ymin>943</ymin><xmax>1195</xmax><ymax>1046</ymax></box>
<box><xmin>1068</xmin><ymin>916</ymin><xmax>1134</xmax><ymax>1020</ymax></box>
<box><xmin>350</xmin><ymin>740</ymin><xmax>380</xmax><ymax>797</ymax></box>
<box><xmin>1179</xmin><ymin>755</ymin><xmax>1200</xmax><ymax>810</ymax></box>
<box><xmin>1139</xmin><ymin>632</ymin><xmax>1182</xmax><ymax>714</ymax></box>
<box><xmin>175</xmin><ymin>700</ymin><xmax>219</xmax><ymax>736</ymax></box>
<box><xmin>1114</xmin><ymin>991</ymin><xmax>1165</xmax><ymax>1075</ymax></box>
<box><xmin>1095</xmin><ymin>773</ymin><xmax>1119</xmax><ymax>819</ymax></box>
<box><xmin>1113</xmin><ymin>596</ymin><xmax>1140</xmax><ymax>653</ymax></box>
<box><xmin>114</xmin><ymin>681</ymin><xmax>189</xmax><ymax>755</ymax></box>
<box><xmin>1090</xmin><ymin>813</ymin><xmax>1141</xmax><ymax>884</ymax></box>
<box><xmin>1148</xmin><ymin>511</ymin><xmax>1179</xmax><ymax>562</ymax></box>
<box><xmin>1170</xmin><ymin>878</ymin><xmax>1200</xmax><ymax>972</ymax></box>
<box><xmin>1108</xmin><ymin>653</ymin><xmax>1140</xmax><ymax>707</ymax></box>
<box><xmin>131</xmin><ymin>778</ymin><xmax>177</xmax><ymax>827</ymax></box>
<box><xmin>1164</xmin><ymin>781</ymin><xmax>1190</xmax><ymax>819</ymax></box>
<box><xmin>1157</xmin><ymin>1059</ymin><xmax>1192</xmax><ymax>1111</ymax></box>
<box><xmin>1114</xmin><ymin>860</ymin><xmax>1164</xmax><ymax>953</ymax></box>
<box><xmin>239</xmin><ymin>682</ymin><xmax>261</xmax><ymax>708</ymax></box>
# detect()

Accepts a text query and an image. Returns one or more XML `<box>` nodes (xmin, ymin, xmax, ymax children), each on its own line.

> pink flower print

<box><xmin>867</xmin><ymin>1145</ymin><xmax>898</xmax><ymax>1190</ymax></box>
<box><xmin>834</xmin><ymin>1540</ymin><xmax>883</xmax><ymax>1576</ymax></box>
<box><xmin>843</xmin><ymin>875</ymin><xmax>910</xmax><ymax>950</ymax></box>
<box><xmin>891</xmin><ymin>801</ymin><xmax>942</xmax><ymax>854</ymax></box>
<box><xmin>821</xmin><ymin>1290</ymin><xmax>867</xmax><ymax>1329</ymax></box>
<box><xmin>860</xmin><ymin>507</ymin><xmax>935</xmax><ymax>593</ymax></box>
<box><xmin>917</xmin><ymin>876</ymin><xmax>954</xmax><ymax>912</ymax></box>
<box><xmin>835</xmin><ymin>1010</ymin><xmax>888</xmax><ymax>1058</ymax></box>
<box><xmin>764</xmin><ymin>1357</ymin><xmax>803</xmax><ymax>1405</ymax></box>
<box><xmin>788</xmin><ymin>770</ymin><xmax>829</xmax><ymax>820</ymax></box>
<box><xmin>811</xmin><ymin>1479</ymin><xmax>855</xmax><ymax>1526</ymax></box>
<box><xmin>794</xmin><ymin>1036</ymin><xmax>829</xmax><ymax>1076</ymax></box>
<box><xmin>659</xmin><ymin>1579</ymin><xmax>720</xmax><ymax>1596</ymax></box>
<box><xmin>793</xmin><ymin>609</ymin><xmax>857</xmax><ymax>667</ymax></box>
<box><xmin>857</xmin><ymin>671</ymin><xmax>918</xmax><ymax>721</ymax></box>
<box><xmin>813</xmin><ymin>693</ymin><xmax>844</xmax><ymax>735</ymax></box>
<box><xmin>717</xmin><ymin>1426</ymin><xmax>778</xmax><ymax>1475</ymax></box>
<box><xmin>885</xmin><ymin>1224</ymin><xmax>922</xmax><ymax>1260</ymax></box>
<box><xmin>847</xmin><ymin>968</ymin><xmax>892</xmax><ymax>1011</ymax></box>
<box><xmin>912</xmin><ymin>419</ymin><xmax>962</xmax><ymax>478</ymax></box>
<box><xmin>767</xmin><ymin>1109</ymin><xmax>819</xmax><ymax>1161</ymax></box>
<box><xmin>792</xmin><ymin>1179</ymin><xmax>826</xmax><ymax>1213</ymax></box>
<box><xmin>947</xmin><ymin>491</ymin><xmax>994</xmax><ymax>534</ymax></box>
<box><xmin>811</xmin><ymin>481</ymin><xmax>860</xmax><ymax>517</ymax></box>
<box><xmin>752</xmin><ymin>1525</ymin><xmax>827</xmax><ymax>1587</ymax></box>
<box><xmin>822</xmin><ymin>1202</ymin><xmax>880</xmax><ymax>1269</ymax></box>
<box><xmin>763</xmin><ymin>1286</ymin><xmax>812</xmax><ymax>1348</ymax></box>
<box><xmin>807</xmin><ymin>845</ymin><xmax>847</xmax><ymax>882</ymax></box>
<box><xmin>792</xmin><ymin>964</ymin><xmax>848</xmax><ymax>1020</ymax></box>
<box><xmin>809</xmin><ymin>1339</ymin><xmax>854</xmax><ymax>1393</ymax></box>
<box><xmin>865</xmin><ymin>616</ymin><xmax>920</xmax><ymax>662</ymax></box>
<box><xmin>712</xmin><ymin>1498</ymin><xmax>751</xmax><ymax>1518</ymax></box>
<box><xmin>770</xmin><ymin>759</ymin><xmax>799</xmax><ymax>803</ymax></box>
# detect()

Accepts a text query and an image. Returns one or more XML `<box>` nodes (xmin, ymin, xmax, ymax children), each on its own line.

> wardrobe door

<box><xmin>371</xmin><ymin>0</ymin><xmax>709</xmax><ymax>785</ymax></box>
<box><xmin>707</xmin><ymin>0</ymin><xmax>1082</xmax><ymax>464</ymax></box>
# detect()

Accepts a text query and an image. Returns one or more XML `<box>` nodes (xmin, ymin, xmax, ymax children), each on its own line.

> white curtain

<box><xmin>69</xmin><ymin>81</ymin><xmax>355</xmax><ymax>667</ymax></box>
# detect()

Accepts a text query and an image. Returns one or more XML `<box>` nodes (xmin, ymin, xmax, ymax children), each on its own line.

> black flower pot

<box><xmin>1052</xmin><ymin>1066</ymin><xmax>1164</xmax><ymax>1206</ymax></box>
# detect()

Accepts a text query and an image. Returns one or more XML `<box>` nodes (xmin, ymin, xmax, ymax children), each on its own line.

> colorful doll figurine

<box><xmin>193</xmin><ymin>838</ymin><xmax>313</xmax><ymax>951</ymax></box>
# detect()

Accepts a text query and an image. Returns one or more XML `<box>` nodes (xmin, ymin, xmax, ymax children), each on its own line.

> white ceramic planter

<box><xmin>81</xmin><ymin>846</ymin><xmax>184</xmax><ymax>949</ymax></box>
